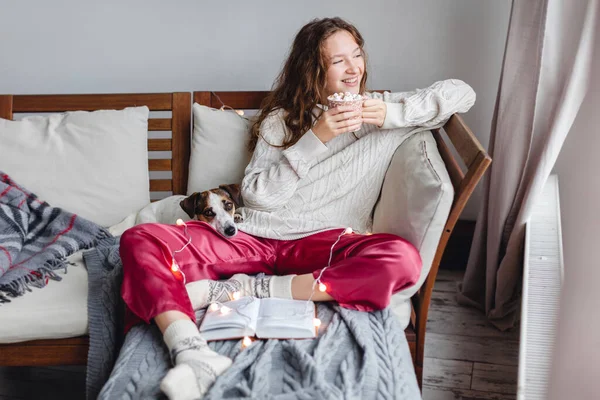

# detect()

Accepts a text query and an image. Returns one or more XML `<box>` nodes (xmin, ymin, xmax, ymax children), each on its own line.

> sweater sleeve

<box><xmin>367</xmin><ymin>79</ymin><xmax>476</xmax><ymax>130</ymax></box>
<box><xmin>241</xmin><ymin>111</ymin><xmax>329</xmax><ymax>212</ymax></box>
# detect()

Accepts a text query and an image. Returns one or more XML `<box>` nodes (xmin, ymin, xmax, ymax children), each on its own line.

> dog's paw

<box><xmin>234</xmin><ymin>213</ymin><xmax>244</xmax><ymax>223</ymax></box>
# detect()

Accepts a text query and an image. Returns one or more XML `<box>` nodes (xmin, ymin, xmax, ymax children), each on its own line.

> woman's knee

<box><xmin>120</xmin><ymin>224</ymin><xmax>152</xmax><ymax>248</ymax></box>
<box><xmin>374</xmin><ymin>235</ymin><xmax>423</xmax><ymax>286</ymax></box>
<box><xmin>119</xmin><ymin>224</ymin><xmax>168</xmax><ymax>265</ymax></box>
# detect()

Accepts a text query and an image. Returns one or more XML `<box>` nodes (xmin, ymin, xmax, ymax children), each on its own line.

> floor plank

<box><xmin>433</xmin><ymin>270</ymin><xmax>464</xmax><ymax>293</ymax></box>
<box><xmin>471</xmin><ymin>363</ymin><xmax>518</xmax><ymax>394</ymax></box>
<box><xmin>427</xmin><ymin>294</ymin><xmax>520</xmax><ymax>340</ymax></box>
<box><xmin>423</xmin><ymin>358</ymin><xmax>473</xmax><ymax>389</ymax></box>
<box><xmin>425</xmin><ymin>332</ymin><xmax>519</xmax><ymax>367</ymax></box>
<box><xmin>422</xmin><ymin>386</ymin><xmax>516</xmax><ymax>400</ymax></box>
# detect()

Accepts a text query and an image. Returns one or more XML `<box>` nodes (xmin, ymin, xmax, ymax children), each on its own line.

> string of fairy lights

<box><xmin>170</xmin><ymin>219</ymin><xmax>356</xmax><ymax>348</ymax></box>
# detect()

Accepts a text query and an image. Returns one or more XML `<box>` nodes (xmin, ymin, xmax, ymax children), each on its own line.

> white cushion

<box><xmin>390</xmin><ymin>295</ymin><xmax>413</xmax><ymax>330</ymax></box>
<box><xmin>109</xmin><ymin>195</ymin><xmax>190</xmax><ymax>236</ymax></box>
<box><xmin>0</xmin><ymin>106</ymin><xmax>150</xmax><ymax>227</ymax></box>
<box><xmin>187</xmin><ymin>103</ymin><xmax>252</xmax><ymax>194</ymax></box>
<box><xmin>0</xmin><ymin>251</ymin><xmax>88</xmax><ymax>343</ymax></box>
<box><xmin>373</xmin><ymin>131</ymin><xmax>454</xmax><ymax>311</ymax></box>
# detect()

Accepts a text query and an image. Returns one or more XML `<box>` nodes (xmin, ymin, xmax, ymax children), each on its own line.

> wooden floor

<box><xmin>422</xmin><ymin>270</ymin><xmax>519</xmax><ymax>399</ymax></box>
<box><xmin>0</xmin><ymin>270</ymin><xmax>519</xmax><ymax>399</ymax></box>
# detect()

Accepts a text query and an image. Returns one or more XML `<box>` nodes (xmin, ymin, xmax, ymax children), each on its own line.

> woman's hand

<box><xmin>312</xmin><ymin>105</ymin><xmax>362</xmax><ymax>144</ymax></box>
<box><xmin>362</xmin><ymin>99</ymin><xmax>387</xmax><ymax>127</ymax></box>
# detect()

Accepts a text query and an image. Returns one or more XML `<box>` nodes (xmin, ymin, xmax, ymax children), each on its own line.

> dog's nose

<box><xmin>224</xmin><ymin>226</ymin><xmax>237</xmax><ymax>237</ymax></box>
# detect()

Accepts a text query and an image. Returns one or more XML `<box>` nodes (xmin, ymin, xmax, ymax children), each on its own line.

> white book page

<box><xmin>199</xmin><ymin>297</ymin><xmax>260</xmax><ymax>340</ymax></box>
<box><xmin>255</xmin><ymin>298</ymin><xmax>316</xmax><ymax>339</ymax></box>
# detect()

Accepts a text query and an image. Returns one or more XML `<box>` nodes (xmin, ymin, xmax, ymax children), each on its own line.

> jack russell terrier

<box><xmin>179</xmin><ymin>184</ymin><xmax>243</xmax><ymax>238</ymax></box>
<box><xmin>121</xmin><ymin>184</ymin><xmax>243</xmax><ymax>238</ymax></box>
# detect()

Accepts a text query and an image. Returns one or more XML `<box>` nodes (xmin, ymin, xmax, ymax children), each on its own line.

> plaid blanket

<box><xmin>0</xmin><ymin>172</ymin><xmax>110</xmax><ymax>303</ymax></box>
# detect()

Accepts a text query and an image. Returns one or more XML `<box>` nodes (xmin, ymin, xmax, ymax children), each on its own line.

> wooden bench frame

<box><xmin>0</xmin><ymin>91</ymin><xmax>491</xmax><ymax>389</ymax></box>
<box><xmin>0</xmin><ymin>92</ymin><xmax>191</xmax><ymax>365</ymax></box>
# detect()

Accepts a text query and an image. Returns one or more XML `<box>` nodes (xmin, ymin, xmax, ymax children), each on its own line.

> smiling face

<box><xmin>323</xmin><ymin>30</ymin><xmax>365</xmax><ymax>97</ymax></box>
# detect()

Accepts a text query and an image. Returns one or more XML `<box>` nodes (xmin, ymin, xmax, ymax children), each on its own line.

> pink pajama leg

<box><xmin>119</xmin><ymin>221</ymin><xmax>277</xmax><ymax>331</ymax></box>
<box><xmin>275</xmin><ymin>229</ymin><xmax>422</xmax><ymax>311</ymax></box>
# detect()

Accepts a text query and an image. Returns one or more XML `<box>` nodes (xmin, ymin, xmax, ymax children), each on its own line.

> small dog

<box><xmin>179</xmin><ymin>184</ymin><xmax>244</xmax><ymax>238</ymax></box>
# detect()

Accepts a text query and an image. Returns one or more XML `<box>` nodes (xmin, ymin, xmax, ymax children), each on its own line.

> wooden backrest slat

<box><xmin>194</xmin><ymin>90</ymin><xmax>388</xmax><ymax>111</ymax></box>
<box><xmin>148</xmin><ymin>159</ymin><xmax>172</xmax><ymax>171</ymax></box>
<box><xmin>210</xmin><ymin>91</ymin><xmax>268</xmax><ymax>109</ymax></box>
<box><xmin>149</xmin><ymin>179</ymin><xmax>172</xmax><ymax>192</ymax></box>
<box><xmin>12</xmin><ymin>93</ymin><xmax>173</xmax><ymax>112</ymax></box>
<box><xmin>432</xmin><ymin>129</ymin><xmax>464</xmax><ymax>191</ymax></box>
<box><xmin>171</xmin><ymin>92</ymin><xmax>191</xmax><ymax>195</ymax></box>
<box><xmin>441</xmin><ymin>114</ymin><xmax>486</xmax><ymax>170</ymax></box>
<box><xmin>148</xmin><ymin>118</ymin><xmax>172</xmax><ymax>131</ymax></box>
<box><xmin>148</xmin><ymin>139</ymin><xmax>172</xmax><ymax>151</ymax></box>
<box><xmin>194</xmin><ymin>92</ymin><xmax>211</xmax><ymax>107</ymax></box>
<box><xmin>0</xmin><ymin>95</ymin><xmax>13</xmax><ymax>119</ymax></box>
<box><xmin>194</xmin><ymin>91</ymin><xmax>268</xmax><ymax>109</ymax></box>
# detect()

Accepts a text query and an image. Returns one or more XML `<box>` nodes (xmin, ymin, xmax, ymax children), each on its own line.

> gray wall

<box><xmin>0</xmin><ymin>0</ymin><xmax>512</xmax><ymax>219</ymax></box>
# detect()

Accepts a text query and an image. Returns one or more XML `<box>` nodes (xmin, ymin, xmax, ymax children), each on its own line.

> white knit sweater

<box><xmin>237</xmin><ymin>79</ymin><xmax>476</xmax><ymax>240</ymax></box>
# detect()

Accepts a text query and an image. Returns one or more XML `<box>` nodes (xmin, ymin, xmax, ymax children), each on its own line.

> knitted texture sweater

<box><xmin>237</xmin><ymin>79</ymin><xmax>476</xmax><ymax>240</ymax></box>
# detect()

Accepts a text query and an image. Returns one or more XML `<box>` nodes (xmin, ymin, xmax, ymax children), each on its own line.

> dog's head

<box><xmin>179</xmin><ymin>184</ymin><xmax>243</xmax><ymax>238</ymax></box>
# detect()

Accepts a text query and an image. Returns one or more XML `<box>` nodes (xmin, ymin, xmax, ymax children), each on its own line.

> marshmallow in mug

<box><xmin>326</xmin><ymin>92</ymin><xmax>366</xmax><ymax>131</ymax></box>
<box><xmin>327</xmin><ymin>92</ymin><xmax>365</xmax><ymax>102</ymax></box>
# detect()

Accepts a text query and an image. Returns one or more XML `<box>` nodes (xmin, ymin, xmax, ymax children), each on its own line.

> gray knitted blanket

<box><xmin>84</xmin><ymin>237</ymin><xmax>421</xmax><ymax>400</ymax></box>
<box><xmin>0</xmin><ymin>172</ymin><xmax>109</xmax><ymax>302</ymax></box>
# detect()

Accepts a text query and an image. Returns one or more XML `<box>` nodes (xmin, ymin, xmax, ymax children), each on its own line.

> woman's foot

<box><xmin>160</xmin><ymin>320</ymin><xmax>231</xmax><ymax>400</ymax></box>
<box><xmin>185</xmin><ymin>273</ymin><xmax>296</xmax><ymax>310</ymax></box>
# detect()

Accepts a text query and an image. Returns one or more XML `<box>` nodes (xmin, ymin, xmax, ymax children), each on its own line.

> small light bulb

<box><xmin>170</xmin><ymin>260</ymin><xmax>179</xmax><ymax>272</ymax></box>
<box><xmin>242</xmin><ymin>336</ymin><xmax>252</xmax><ymax>348</ymax></box>
<box><xmin>208</xmin><ymin>303</ymin><xmax>220</xmax><ymax>312</ymax></box>
<box><xmin>313</xmin><ymin>318</ymin><xmax>322</xmax><ymax>327</ymax></box>
<box><xmin>318</xmin><ymin>282</ymin><xmax>327</xmax><ymax>292</ymax></box>
<box><xmin>176</xmin><ymin>219</ymin><xmax>185</xmax><ymax>226</ymax></box>
<box><xmin>344</xmin><ymin>227</ymin><xmax>353</xmax><ymax>234</ymax></box>
<box><xmin>235</xmin><ymin>109</ymin><xmax>245</xmax><ymax>116</ymax></box>
<box><xmin>232</xmin><ymin>291</ymin><xmax>241</xmax><ymax>300</ymax></box>
<box><xmin>220</xmin><ymin>305</ymin><xmax>232</xmax><ymax>315</ymax></box>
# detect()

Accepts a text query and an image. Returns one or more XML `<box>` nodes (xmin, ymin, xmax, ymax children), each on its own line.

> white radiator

<box><xmin>517</xmin><ymin>174</ymin><xmax>564</xmax><ymax>399</ymax></box>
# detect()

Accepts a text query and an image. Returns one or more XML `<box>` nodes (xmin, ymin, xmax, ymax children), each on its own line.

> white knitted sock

<box><xmin>160</xmin><ymin>319</ymin><xmax>232</xmax><ymax>400</ymax></box>
<box><xmin>268</xmin><ymin>274</ymin><xmax>296</xmax><ymax>299</ymax></box>
<box><xmin>186</xmin><ymin>273</ymin><xmax>296</xmax><ymax>310</ymax></box>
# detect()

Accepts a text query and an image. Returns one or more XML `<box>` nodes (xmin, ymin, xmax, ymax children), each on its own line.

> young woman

<box><xmin>119</xmin><ymin>17</ymin><xmax>475</xmax><ymax>400</ymax></box>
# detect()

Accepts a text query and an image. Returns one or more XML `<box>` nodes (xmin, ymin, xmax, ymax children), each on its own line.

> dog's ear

<box><xmin>180</xmin><ymin>193</ymin><xmax>200</xmax><ymax>219</ymax></box>
<box><xmin>219</xmin><ymin>184</ymin><xmax>243</xmax><ymax>207</ymax></box>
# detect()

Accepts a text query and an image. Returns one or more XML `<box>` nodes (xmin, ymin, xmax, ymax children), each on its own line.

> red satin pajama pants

<box><xmin>119</xmin><ymin>221</ymin><xmax>422</xmax><ymax>331</ymax></box>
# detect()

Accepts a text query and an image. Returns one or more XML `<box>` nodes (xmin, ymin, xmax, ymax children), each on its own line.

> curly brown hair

<box><xmin>248</xmin><ymin>17</ymin><xmax>368</xmax><ymax>152</ymax></box>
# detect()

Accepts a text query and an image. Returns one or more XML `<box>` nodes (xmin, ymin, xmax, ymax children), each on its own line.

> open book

<box><xmin>199</xmin><ymin>297</ymin><xmax>317</xmax><ymax>341</ymax></box>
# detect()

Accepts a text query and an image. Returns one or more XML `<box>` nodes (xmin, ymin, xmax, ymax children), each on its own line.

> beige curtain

<box><xmin>458</xmin><ymin>0</ymin><xmax>599</xmax><ymax>330</ymax></box>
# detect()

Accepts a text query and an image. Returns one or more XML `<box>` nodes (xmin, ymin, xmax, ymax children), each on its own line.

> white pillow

<box><xmin>373</xmin><ymin>130</ymin><xmax>454</xmax><ymax>304</ymax></box>
<box><xmin>0</xmin><ymin>106</ymin><xmax>150</xmax><ymax>227</ymax></box>
<box><xmin>187</xmin><ymin>103</ymin><xmax>252</xmax><ymax>194</ymax></box>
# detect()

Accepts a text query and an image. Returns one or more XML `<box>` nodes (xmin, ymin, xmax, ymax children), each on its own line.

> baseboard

<box><xmin>439</xmin><ymin>219</ymin><xmax>476</xmax><ymax>270</ymax></box>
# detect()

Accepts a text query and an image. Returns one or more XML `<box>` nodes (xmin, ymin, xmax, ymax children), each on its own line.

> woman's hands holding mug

<box><xmin>361</xmin><ymin>98</ymin><xmax>387</xmax><ymax>128</ymax></box>
<box><xmin>312</xmin><ymin>105</ymin><xmax>362</xmax><ymax>144</ymax></box>
<box><xmin>312</xmin><ymin>98</ymin><xmax>387</xmax><ymax>144</ymax></box>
